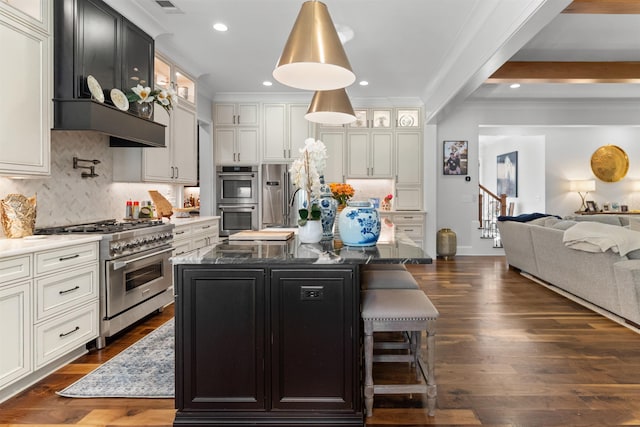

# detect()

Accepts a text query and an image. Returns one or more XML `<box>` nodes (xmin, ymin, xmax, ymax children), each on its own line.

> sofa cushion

<box><xmin>551</xmin><ymin>220</ymin><xmax>577</xmax><ymax>230</ymax></box>
<box><xmin>571</xmin><ymin>214</ymin><xmax>622</xmax><ymax>226</ymax></box>
<box><xmin>563</xmin><ymin>221</ymin><xmax>640</xmax><ymax>256</ymax></box>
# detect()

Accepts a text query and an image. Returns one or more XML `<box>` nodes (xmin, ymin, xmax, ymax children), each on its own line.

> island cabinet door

<box><xmin>270</xmin><ymin>267</ymin><xmax>359</xmax><ymax>411</ymax></box>
<box><xmin>175</xmin><ymin>266</ymin><xmax>266</xmax><ymax>411</ymax></box>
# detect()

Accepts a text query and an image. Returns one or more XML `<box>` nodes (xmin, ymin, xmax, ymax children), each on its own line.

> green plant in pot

<box><xmin>297</xmin><ymin>204</ymin><xmax>321</xmax><ymax>226</ymax></box>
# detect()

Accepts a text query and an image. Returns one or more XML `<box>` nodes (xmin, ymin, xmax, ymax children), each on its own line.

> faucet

<box><xmin>289</xmin><ymin>188</ymin><xmax>301</xmax><ymax>206</ymax></box>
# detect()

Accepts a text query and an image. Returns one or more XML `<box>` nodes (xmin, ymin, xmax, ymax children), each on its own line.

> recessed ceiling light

<box><xmin>263</xmin><ymin>81</ymin><xmax>273</xmax><ymax>87</ymax></box>
<box><xmin>213</xmin><ymin>23</ymin><xmax>228</xmax><ymax>32</ymax></box>
<box><xmin>359</xmin><ymin>81</ymin><xmax>369</xmax><ymax>86</ymax></box>
<box><xmin>510</xmin><ymin>83</ymin><xmax>521</xmax><ymax>89</ymax></box>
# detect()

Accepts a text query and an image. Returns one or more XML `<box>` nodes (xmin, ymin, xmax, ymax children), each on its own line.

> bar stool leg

<box><xmin>364</xmin><ymin>320</ymin><xmax>374</xmax><ymax>417</ymax></box>
<box><xmin>425</xmin><ymin>319</ymin><xmax>437</xmax><ymax>416</ymax></box>
<box><xmin>411</xmin><ymin>331</ymin><xmax>421</xmax><ymax>380</ymax></box>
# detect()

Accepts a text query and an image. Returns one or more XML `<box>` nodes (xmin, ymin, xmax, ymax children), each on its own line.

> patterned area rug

<box><xmin>57</xmin><ymin>319</ymin><xmax>174</xmax><ymax>398</ymax></box>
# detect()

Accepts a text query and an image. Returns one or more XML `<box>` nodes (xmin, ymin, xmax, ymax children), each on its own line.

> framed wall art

<box><xmin>443</xmin><ymin>140</ymin><xmax>468</xmax><ymax>175</ymax></box>
<box><xmin>497</xmin><ymin>151</ymin><xmax>518</xmax><ymax>197</ymax></box>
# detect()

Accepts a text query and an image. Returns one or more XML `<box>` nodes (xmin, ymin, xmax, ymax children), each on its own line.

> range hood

<box><xmin>53</xmin><ymin>99</ymin><xmax>166</xmax><ymax>148</ymax></box>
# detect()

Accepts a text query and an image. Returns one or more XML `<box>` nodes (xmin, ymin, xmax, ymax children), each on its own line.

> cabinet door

<box><xmin>121</xmin><ymin>19</ymin><xmax>153</xmax><ymax>90</ymax></box>
<box><xmin>262</xmin><ymin>104</ymin><xmax>287</xmax><ymax>162</ymax></box>
<box><xmin>144</xmin><ymin>106</ymin><xmax>172</xmax><ymax>181</ymax></box>
<box><xmin>270</xmin><ymin>268</ymin><xmax>356</xmax><ymax>410</ymax></box>
<box><xmin>370</xmin><ymin>132</ymin><xmax>393</xmax><ymax>178</ymax></box>
<box><xmin>172</xmin><ymin>104</ymin><xmax>198</xmax><ymax>184</ymax></box>
<box><xmin>0</xmin><ymin>14</ymin><xmax>50</xmax><ymax>175</ymax></box>
<box><xmin>289</xmin><ymin>104</ymin><xmax>313</xmax><ymax>155</ymax></box>
<box><xmin>396</xmin><ymin>131</ymin><xmax>422</xmax><ymax>185</ymax></box>
<box><xmin>0</xmin><ymin>281</ymin><xmax>31</xmax><ymax>388</ymax></box>
<box><xmin>214</xmin><ymin>103</ymin><xmax>236</xmax><ymax>125</ymax></box>
<box><xmin>176</xmin><ymin>267</ymin><xmax>265</xmax><ymax>411</ymax></box>
<box><xmin>215</xmin><ymin>128</ymin><xmax>236</xmax><ymax>164</ymax></box>
<box><xmin>237</xmin><ymin>128</ymin><xmax>259</xmax><ymax>164</ymax></box>
<box><xmin>237</xmin><ymin>103</ymin><xmax>259</xmax><ymax>126</ymax></box>
<box><xmin>76</xmin><ymin>0</ymin><xmax>120</xmax><ymax>99</ymax></box>
<box><xmin>346</xmin><ymin>132</ymin><xmax>369</xmax><ymax>178</ymax></box>
<box><xmin>319</xmin><ymin>131</ymin><xmax>345</xmax><ymax>184</ymax></box>
<box><xmin>394</xmin><ymin>187</ymin><xmax>423</xmax><ymax>211</ymax></box>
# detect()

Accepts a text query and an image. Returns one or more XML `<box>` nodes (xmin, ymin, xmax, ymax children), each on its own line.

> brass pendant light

<box><xmin>305</xmin><ymin>89</ymin><xmax>356</xmax><ymax>125</ymax></box>
<box><xmin>273</xmin><ymin>1</ymin><xmax>355</xmax><ymax>91</ymax></box>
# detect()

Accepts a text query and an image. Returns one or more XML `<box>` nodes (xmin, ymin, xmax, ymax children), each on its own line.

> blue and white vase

<box><xmin>337</xmin><ymin>201</ymin><xmax>381</xmax><ymax>247</ymax></box>
<box><xmin>317</xmin><ymin>176</ymin><xmax>337</xmax><ymax>240</ymax></box>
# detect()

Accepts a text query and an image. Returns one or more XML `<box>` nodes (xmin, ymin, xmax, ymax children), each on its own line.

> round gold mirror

<box><xmin>590</xmin><ymin>145</ymin><xmax>629</xmax><ymax>183</ymax></box>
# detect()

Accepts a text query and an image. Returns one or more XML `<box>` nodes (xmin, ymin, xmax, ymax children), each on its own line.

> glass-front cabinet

<box><xmin>154</xmin><ymin>56</ymin><xmax>196</xmax><ymax>107</ymax></box>
<box><xmin>395</xmin><ymin>108</ymin><xmax>421</xmax><ymax>128</ymax></box>
<box><xmin>350</xmin><ymin>108</ymin><xmax>393</xmax><ymax>129</ymax></box>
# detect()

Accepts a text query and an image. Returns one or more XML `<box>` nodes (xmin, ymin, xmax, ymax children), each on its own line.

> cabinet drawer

<box><xmin>173</xmin><ymin>240</ymin><xmax>192</xmax><ymax>257</ymax></box>
<box><xmin>193</xmin><ymin>221</ymin><xmax>218</xmax><ymax>234</ymax></box>
<box><xmin>35</xmin><ymin>242</ymin><xmax>98</xmax><ymax>275</ymax></box>
<box><xmin>34</xmin><ymin>301</ymin><xmax>98</xmax><ymax>368</ymax></box>
<box><xmin>35</xmin><ymin>264</ymin><xmax>98</xmax><ymax>322</ymax></box>
<box><xmin>173</xmin><ymin>225</ymin><xmax>193</xmax><ymax>240</ymax></box>
<box><xmin>392</xmin><ymin>213</ymin><xmax>425</xmax><ymax>224</ymax></box>
<box><xmin>0</xmin><ymin>255</ymin><xmax>31</xmax><ymax>286</ymax></box>
<box><xmin>396</xmin><ymin>224</ymin><xmax>423</xmax><ymax>238</ymax></box>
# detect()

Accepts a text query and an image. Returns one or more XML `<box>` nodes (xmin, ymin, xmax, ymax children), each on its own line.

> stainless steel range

<box><xmin>36</xmin><ymin>219</ymin><xmax>174</xmax><ymax>348</ymax></box>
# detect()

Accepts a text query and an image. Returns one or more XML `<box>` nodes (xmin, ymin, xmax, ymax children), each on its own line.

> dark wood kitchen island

<box><xmin>171</xmin><ymin>227</ymin><xmax>431</xmax><ymax>427</ymax></box>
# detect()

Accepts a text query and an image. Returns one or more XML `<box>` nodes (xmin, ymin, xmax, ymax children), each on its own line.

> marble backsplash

<box><xmin>346</xmin><ymin>179</ymin><xmax>395</xmax><ymax>208</ymax></box>
<box><xmin>0</xmin><ymin>131</ymin><xmax>174</xmax><ymax>236</ymax></box>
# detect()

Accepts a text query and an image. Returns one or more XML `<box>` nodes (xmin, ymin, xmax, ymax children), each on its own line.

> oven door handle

<box><xmin>112</xmin><ymin>247</ymin><xmax>174</xmax><ymax>271</ymax></box>
<box><xmin>219</xmin><ymin>205</ymin><xmax>256</xmax><ymax>210</ymax></box>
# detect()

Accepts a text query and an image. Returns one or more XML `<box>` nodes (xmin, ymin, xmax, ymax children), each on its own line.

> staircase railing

<box><xmin>478</xmin><ymin>184</ymin><xmax>507</xmax><ymax>245</ymax></box>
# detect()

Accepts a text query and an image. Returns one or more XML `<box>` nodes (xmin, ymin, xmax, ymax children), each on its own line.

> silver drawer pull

<box><xmin>404</xmin><ymin>229</ymin><xmax>414</xmax><ymax>232</ymax></box>
<box><xmin>175</xmin><ymin>231</ymin><xmax>186</xmax><ymax>235</ymax></box>
<box><xmin>59</xmin><ymin>326</ymin><xmax>80</xmax><ymax>338</ymax></box>
<box><xmin>59</xmin><ymin>254</ymin><xmax>80</xmax><ymax>261</ymax></box>
<box><xmin>201</xmin><ymin>225</ymin><xmax>211</xmax><ymax>229</ymax></box>
<box><xmin>59</xmin><ymin>285</ymin><xmax>80</xmax><ymax>295</ymax></box>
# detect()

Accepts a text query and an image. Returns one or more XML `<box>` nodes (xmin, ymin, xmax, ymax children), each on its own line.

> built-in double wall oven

<box><xmin>216</xmin><ymin>165</ymin><xmax>259</xmax><ymax>236</ymax></box>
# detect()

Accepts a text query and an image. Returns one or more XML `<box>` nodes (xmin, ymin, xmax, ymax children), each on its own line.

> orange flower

<box><xmin>329</xmin><ymin>182</ymin><xmax>355</xmax><ymax>205</ymax></box>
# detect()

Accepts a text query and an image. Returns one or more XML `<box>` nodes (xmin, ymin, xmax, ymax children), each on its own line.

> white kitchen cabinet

<box><xmin>262</xmin><ymin>103</ymin><xmax>314</xmax><ymax>162</ymax></box>
<box><xmin>113</xmin><ymin>54</ymin><xmax>198</xmax><ymax>184</ymax></box>
<box><xmin>346</xmin><ymin>131</ymin><xmax>393</xmax><ymax>178</ymax></box>
<box><xmin>0</xmin><ymin>239</ymin><xmax>99</xmax><ymax>400</ymax></box>
<box><xmin>215</xmin><ymin>103</ymin><xmax>259</xmax><ymax>126</ymax></box>
<box><xmin>394</xmin><ymin>131</ymin><xmax>423</xmax><ymax>210</ymax></box>
<box><xmin>0</xmin><ymin>281</ymin><xmax>31</xmax><ymax>389</ymax></box>
<box><xmin>0</xmin><ymin>0</ymin><xmax>51</xmax><ymax>176</ymax></box>
<box><xmin>350</xmin><ymin>108</ymin><xmax>393</xmax><ymax>129</ymax></box>
<box><xmin>172</xmin><ymin>217</ymin><xmax>220</xmax><ymax>256</ymax></box>
<box><xmin>215</xmin><ymin>127</ymin><xmax>259</xmax><ymax>164</ymax></box>
<box><xmin>395</xmin><ymin>108</ymin><xmax>421</xmax><ymax>128</ymax></box>
<box><xmin>318</xmin><ymin>130</ymin><xmax>345</xmax><ymax>184</ymax></box>
<box><xmin>380</xmin><ymin>212</ymin><xmax>426</xmax><ymax>250</ymax></box>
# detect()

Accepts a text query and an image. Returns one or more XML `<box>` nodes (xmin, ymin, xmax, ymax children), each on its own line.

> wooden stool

<box><xmin>361</xmin><ymin>289</ymin><xmax>439</xmax><ymax>417</ymax></box>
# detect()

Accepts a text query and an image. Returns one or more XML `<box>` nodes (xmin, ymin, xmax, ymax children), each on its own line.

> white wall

<box><xmin>431</xmin><ymin>99</ymin><xmax>640</xmax><ymax>256</ymax></box>
<box><xmin>0</xmin><ymin>131</ymin><xmax>173</xmax><ymax>236</ymax></box>
<box><xmin>479</xmin><ymin>135</ymin><xmax>546</xmax><ymax>216</ymax></box>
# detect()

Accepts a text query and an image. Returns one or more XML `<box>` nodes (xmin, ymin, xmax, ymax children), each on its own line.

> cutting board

<box><xmin>229</xmin><ymin>230</ymin><xmax>294</xmax><ymax>241</ymax></box>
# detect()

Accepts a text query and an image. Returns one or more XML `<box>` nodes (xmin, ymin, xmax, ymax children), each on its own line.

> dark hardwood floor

<box><xmin>1</xmin><ymin>256</ymin><xmax>640</xmax><ymax>426</ymax></box>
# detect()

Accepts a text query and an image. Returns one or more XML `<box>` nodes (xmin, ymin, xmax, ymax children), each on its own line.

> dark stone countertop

<box><xmin>171</xmin><ymin>223</ymin><xmax>432</xmax><ymax>265</ymax></box>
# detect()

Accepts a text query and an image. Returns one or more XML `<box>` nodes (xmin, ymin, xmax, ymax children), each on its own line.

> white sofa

<box><xmin>498</xmin><ymin>214</ymin><xmax>640</xmax><ymax>327</ymax></box>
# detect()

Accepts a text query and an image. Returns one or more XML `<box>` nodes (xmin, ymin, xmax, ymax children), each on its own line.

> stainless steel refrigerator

<box><xmin>261</xmin><ymin>164</ymin><xmax>300</xmax><ymax>228</ymax></box>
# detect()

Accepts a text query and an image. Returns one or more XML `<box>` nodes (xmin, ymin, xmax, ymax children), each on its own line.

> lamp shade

<box><xmin>273</xmin><ymin>1</ymin><xmax>355</xmax><ymax>91</ymax></box>
<box><xmin>569</xmin><ymin>180</ymin><xmax>596</xmax><ymax>192</ymax></box>
<box><xmin>305</xmin><ymin>89</ymin><xmax>356</xmax><ymax>125</ymax></box>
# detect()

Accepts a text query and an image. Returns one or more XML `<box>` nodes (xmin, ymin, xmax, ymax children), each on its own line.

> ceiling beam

<box><xmin>563</xmin><ymin>0</ymin><xmax>640</xmax><ymax>14</ymax></box>
<box><xmin>487</xmin><ymin>61</ymin><xmax>640</xmax><ymax>83</ymax></box>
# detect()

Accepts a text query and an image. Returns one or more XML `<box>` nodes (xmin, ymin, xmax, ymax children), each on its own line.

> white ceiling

<box><xmin>103</xmin><ymin>0</ymin><xmax>640</xmax><ymax>117</ymax></box>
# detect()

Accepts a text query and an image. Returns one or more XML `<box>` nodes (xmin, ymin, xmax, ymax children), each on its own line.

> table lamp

<box><xmin>569</xmin><ymin>180</ymin><xmax>596</xmax><ymax>212</ymax></box>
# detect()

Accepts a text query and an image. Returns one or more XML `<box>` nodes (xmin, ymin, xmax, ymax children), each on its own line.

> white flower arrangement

<box><xmin>289</xmin><ymin>138</ymin><xmax>328</xmax><ymax>223</ymax></box>
<box><xmin>127</xmin><ymin>84</ymin><xmax>177</xmax><ymax>114</ymax></box>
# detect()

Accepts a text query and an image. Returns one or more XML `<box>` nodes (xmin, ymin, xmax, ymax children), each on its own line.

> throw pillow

<box><xmin>629</xmin><ymin>217</ymin><xmax>640</xmax><ymax>232</ymax></box>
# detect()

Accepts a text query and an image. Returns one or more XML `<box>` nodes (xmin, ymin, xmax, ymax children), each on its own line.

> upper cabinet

<box><xmin>54</xmin><ymin>0</ymin><xmax>153</xmax><ymax>101</ymax></box>
<box><xmin>262</xmin><ymin>103</ymin><xmax>314</xmax><ymax>163</ymax></box>
<box><xmin>113</xmin><ymin>53</ymin><xmax>198</xmax><ymax>184</ymax></box>
<box><xmin>395</xmin><ymin>108</ymin><xmax>421</xmax><ymax>128</ymax></box>
<box><xmin>349</xmin><ymin>108</ymin><xmax>393</xmax><ymax>129</ymax></box>
<box><xmin>215</xmin><ymin>103</ymin><xmax>259</xmax><ymax>127</ymax></box>
<box><xmin>0</xmin><ymin>0</ymin><xmax>49</xmax><ymax>31</ymax></box>
<box><xmin>0</xmin><ymin>0</ymin><xmax>51</xmax><ymax>176</ymax></box>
